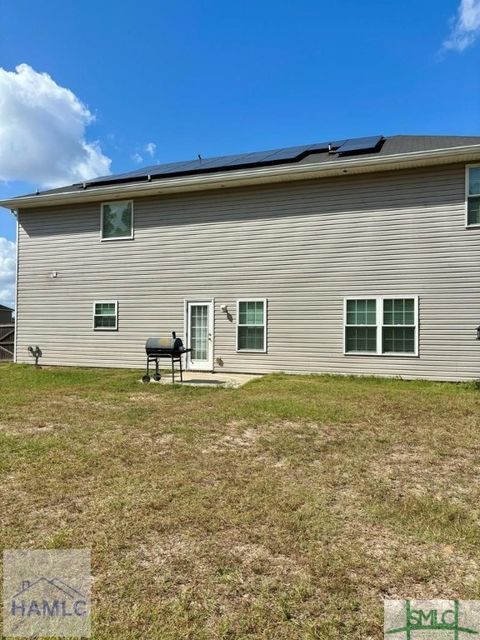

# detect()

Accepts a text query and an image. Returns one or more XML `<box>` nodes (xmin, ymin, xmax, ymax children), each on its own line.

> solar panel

<box><xmin>209</xmin><ymin>150</ymin><xmax>282</xmax><ymax>168</ymax></box>
<box><xmin>85</xmin><ymin>159</ymin><xmax>202</xmax><ymax>185</ymax></box>
<box><xmin>82</xmin><ymin>136</ymin><xmax>384</xmax><ymax>188</ymax></box>
<box><xmin>336</xmin><ymin>136</ymin><xmax>383</xmax><ymax>155</ymax></box>
<box><xmin>265</xmin><ymin>144</ymin><xmax>320</xmax><ymax>161</ymax></box>
<box><xmin>83</xmin><ymin>143</ymin><xmax>333</xmax><ymax>187</ymax></box>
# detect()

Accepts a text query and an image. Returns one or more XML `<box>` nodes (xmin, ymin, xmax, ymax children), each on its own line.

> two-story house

<box><xmin>2</xmin><ymin>134</ymin><xmax>480</xmax><ymax>380</ymax></box>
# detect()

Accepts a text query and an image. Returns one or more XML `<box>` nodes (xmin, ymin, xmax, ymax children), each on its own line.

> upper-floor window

<box><xmin>467</xmin><ymin>166</ymin><xmax>480</xmax><ymax>227</ymax></box>
<box><xmin>101</xmin><ymin>201</ymin><xmax>134</xmax><ymax>240</ymax></box>
<box><xmin>236</xmin><ymin>299</ymin><xmax>267</xmax><ymax>352</ymax></box>
<box><xmin>344</xmin><ymin>297</ymin><xmax>418</xmax><ymax>356</ymax></box>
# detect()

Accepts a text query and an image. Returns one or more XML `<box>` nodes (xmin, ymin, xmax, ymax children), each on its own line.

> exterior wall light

<box><xmin>477</xmin><ymin>326</ymin><xmax>480</xmax><ymax>340</ymax></box>
<box><xmin>27</xmin><ymin>345</ymin><xmax>42</xmax><ymax>366</ymax></box>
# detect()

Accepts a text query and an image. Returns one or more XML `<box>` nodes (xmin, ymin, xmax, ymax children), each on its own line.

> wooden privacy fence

<box><xmin>0</xmin><ymin>324</ymin><xmax>14</xmax><ymax>361</ymax></box>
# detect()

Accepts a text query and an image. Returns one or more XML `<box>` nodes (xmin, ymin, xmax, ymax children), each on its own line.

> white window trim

<box><xmin>93</xmin><ymin>300</ymin><xmax>118</xmax><ymax>331</ymax></box>
<box><xmin>343</xmin><ymin>296</ymin><xmax>419</xmax><ymax>357</ymax></box>
<box><xmin>236</xmin><ymin>298</ymin><xmax>268</xmax><ymax>353</ymax></box>
<box><xmin>465</xmin><ymin>164</ymin><xmax>480</xmax><ymax>228</ymax></box>
<box><xmin>100</xmin><ymin>200</ymin><xmax>134</xmax><ymax>241</ymax></box>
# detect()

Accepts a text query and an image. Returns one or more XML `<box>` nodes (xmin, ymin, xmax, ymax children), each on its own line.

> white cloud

<box><xmin>145</xmin><ymin>142</ymin><xmax>156</xmax><ymax>157</ymax></box>
<box><xmin>444</xmin><ymin>0</ymin><xmax>480</xmax><ymax>51</ymax></box>
<box><xmin>131</xmin><ymin>152</ymin><xmax>143</xmax><ymax>164</ymax></box>
<box><xmin>131</xmin><ymin>143</ymin><xmax>157</xmax><ymax>165</ymax></box>
<box><xmin>0</xmin><ymin>64</ymin><xmax>111</xmax><ymax>188</ymax></box>
<box><xmin>0</xmin><ymin>237</ymin><xmax>15</xmax><ymax>309</ymax></box>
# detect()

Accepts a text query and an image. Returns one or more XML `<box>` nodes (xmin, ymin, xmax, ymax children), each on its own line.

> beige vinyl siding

<box><xmin>15</xmin><ymin>163</ymin><xmax>480</xmax><ymax>380</ymax></box>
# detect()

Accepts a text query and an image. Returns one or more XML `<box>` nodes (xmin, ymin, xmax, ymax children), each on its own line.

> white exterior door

<box><xmin>185</xmin><ymin>300</ymin><xmax>214</xmax><ymax>370</ymax></box>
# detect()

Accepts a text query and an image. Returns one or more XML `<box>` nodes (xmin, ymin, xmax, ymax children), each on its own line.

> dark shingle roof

<box><xmin>17</xmin><ymin>134</ymin><xmax>480</xmax><ymax>199</ymax></box>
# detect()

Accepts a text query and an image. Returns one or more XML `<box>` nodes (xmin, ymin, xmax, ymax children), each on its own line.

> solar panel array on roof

<box><xmin>81</xmin><ymin>136</ymin><xmax>382</xmax><ymax>188</ymax></box>
<box><xmin>336</xmin><ymin>136</ymin><xmax>384</xmax><ymax>155</ymax></box>
<box><xmin>84</xmin><ymin>143</ymin><xmax>330</xmax><ymax>187</ymax></box>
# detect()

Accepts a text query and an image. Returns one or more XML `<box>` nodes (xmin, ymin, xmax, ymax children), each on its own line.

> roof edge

<box><xmin>2</xmin><ymin>144</ymin><xmax>480</xmax><ymax>210</ymax></box>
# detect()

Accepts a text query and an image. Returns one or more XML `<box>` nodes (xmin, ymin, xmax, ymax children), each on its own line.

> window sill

<box><xmin>236</xmin><ymin>349</ymin><xmax>267</xmax><ymax>354</ymax></box>
<box><xmin>101</xmin><ymin>236</ymin><xmax>134</xmax><ymax>242</ymax></box>
<box><xmin>465</xmin><ymin>224</ymin><xmax>480</xmax><ymax>229</ymax></box>
<box><xmin>344</xmin><ymin>351</ymin><xmax>418</xmax><ymax>357</ymax></box>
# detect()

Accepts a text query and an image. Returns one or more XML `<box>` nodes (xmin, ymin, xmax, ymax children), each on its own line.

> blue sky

<box><xmin>0</xmin><ymin>0</ymin><xmax>479</xmax><ymax>306</ymax></box>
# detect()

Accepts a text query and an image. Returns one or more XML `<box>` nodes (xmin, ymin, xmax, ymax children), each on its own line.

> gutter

<box><xmin>2</xmin><ymin>144</ymin><xmax>480</xmax><ymax>210</ymax></box>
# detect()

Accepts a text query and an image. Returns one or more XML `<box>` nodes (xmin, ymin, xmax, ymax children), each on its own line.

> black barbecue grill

<box><xmin>143</xmin><ymin>332</ymin><xmax>191</xmax><ymax>384</ymax></box>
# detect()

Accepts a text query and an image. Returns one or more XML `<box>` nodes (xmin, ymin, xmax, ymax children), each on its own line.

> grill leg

<box><xmin>152</xmin><ymin>357</ymin><xmax>161</xmax><ymax>382</ymax></box>
<box><xmin>171</xmin><ymin>357</ymin><xmax>175</xmax><ymax>384</ymax></box>
<box><xmin>179</xmin><ymin>355</ymin><xmax>183</xmax><ymax>382</ymax></box>
<box><xmin>142</xmin><ymin>357</ymin><xmax>151</xmax><ymax>383</ymax></box>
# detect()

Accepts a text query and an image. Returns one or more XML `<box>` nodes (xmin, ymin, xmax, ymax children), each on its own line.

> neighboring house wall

<box><xmin>0</xmin><ymin>308</ymin><xmax>13</xmax><ymax>324</ymax></box>
<box><xmin>15</xmin><ymin>163</ymin><xmax>480</xmax><ymax>380</ymax></box>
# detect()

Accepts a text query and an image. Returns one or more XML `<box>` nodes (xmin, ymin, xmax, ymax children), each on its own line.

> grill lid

<box><xmin>146</xmin><ymin>336</ymin><xmax>185</xmax><ymax>353</ymax></box>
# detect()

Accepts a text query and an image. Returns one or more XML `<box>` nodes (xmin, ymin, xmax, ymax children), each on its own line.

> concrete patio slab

<box><xmin>142</xmin><ymin>371</ymin><xmax>262</xmax><ymax>388</ymax></box>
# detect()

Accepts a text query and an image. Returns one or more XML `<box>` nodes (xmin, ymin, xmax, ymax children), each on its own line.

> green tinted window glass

<box><xmin>383</xmin><ymin>299</ymin><xmax>415</xmax><ymax>325</ymax></box>
<box><xmin>346</xmin><ymin>299</ymin><xmax>376</xmax><ymax>325</ymax></box>
<box><xmin>383</xmin><ymin>299</ymin><xmax>393</xmax><ymax>325</ymax></box>
<box><xmin>238</xmin><ymin>301</ymin><xmax>265</xmax><ymax>350</ymax></box>
<box><xmin>95</xmin><ymin>303</ymin><xmax>116</xmax><ymax>315</ymax></box>
<box><xmin>238</xmin><ymin>326</ymin><xmax>264</xmax><ymax>350</ymax></box>
<box><xmin>94</xmin><ymin>315</ymin><xmax>116</xmax><ymax>328</ymax></box>
<box><xmin>94</xmin><ymin>302</ymin><xmax>117</xmax><ymax>329</ymax></box>
<box><xmin>102</xmin><ymin>201</ymin><xmax>133</xmax><ymax>239</ymax></box>
<box><xmin>382</xmin><ymin>327</ymin><xmax>415</xmax><ymax>353</ymax></box>
<box><xmin>345</xmin><ymin>327</ymin><xmax>377</xmax><ymax>352</ymax></box>
<box><xmin>467</xmin><ymin>196</ymin><xmax>480</xmax><ymax>226</ymax></box>
<box><xmin>239</xmin><ymin>301</ymin><xmax>264</xmax><ymax>325</ymax></box>
<box><xmin>469</xmin><ymin>167</ymin><xmax>480</xmax><ymax>195</ymax></box>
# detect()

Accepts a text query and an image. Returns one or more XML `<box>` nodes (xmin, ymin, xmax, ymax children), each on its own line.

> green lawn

<box><xmin>1</xmin><ymin>364</ymin><xmax>480</xmax><ymax>639</ymax></box>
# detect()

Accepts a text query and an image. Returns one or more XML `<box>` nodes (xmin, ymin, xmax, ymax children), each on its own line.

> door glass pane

<box><xmin>190</xmin><ymin>305</ymin><xmax>208</xmax><ymax>361</ymax></box>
